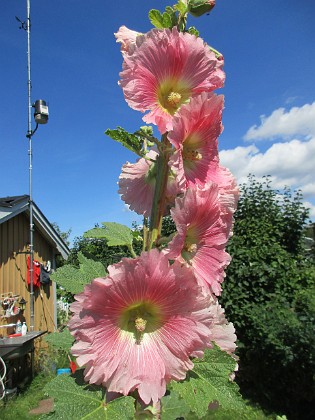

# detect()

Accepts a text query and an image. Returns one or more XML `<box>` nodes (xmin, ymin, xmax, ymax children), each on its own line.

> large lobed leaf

<box><xmin>84</xmin><ymin>222</ymin><xmax>133</xmax><ymax>248</ymax></box>
<box><xmin>44</xmin><ymin>328</ymin><xmax>73</xmax><ymax>352</ymax></box>
<box><xmin>51</xmin><ymin>252</ymin><xmax>106</xmax><ymax>294</ymax></box>
<box><xmin>43</xmin><ymin>370</ymin><xmax>135</xmax><ymax>419</ymax></box>
<box><xmin>171</xmin><ymin>347</ymin><xmax>245</xmax><ymax>418</ymax></box>
<box><xmin>161</xmin><ymin>392</ymin><xmax>190</xmax><ymax>419</ymax></box>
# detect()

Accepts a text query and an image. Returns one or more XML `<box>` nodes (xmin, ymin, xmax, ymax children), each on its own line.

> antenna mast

<box><xmin>26</xmin><ymin>0</ymin><xmax>35</xmax><ymax>332</ymax></box>
<box><xmin>17</xmin><ymin>0</ymin><xmax>49</xmax><ymax>332</ymax></box>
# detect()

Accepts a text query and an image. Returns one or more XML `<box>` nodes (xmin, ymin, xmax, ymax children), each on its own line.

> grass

<box><xmin>0</xmin><ymin>345</ymin><xmax>69</xmax><ymax>419</ymax></box>
<box><xmin>0</xmin><ymin>373</ymin><xmax>54</xmax><ymax>419</ymax></box>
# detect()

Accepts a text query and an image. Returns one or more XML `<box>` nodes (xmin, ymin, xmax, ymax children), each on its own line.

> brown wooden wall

<box><xmin>0</xmin><ymin>212</ymin><xmax>56</xmax><ymax>340</ymax></box>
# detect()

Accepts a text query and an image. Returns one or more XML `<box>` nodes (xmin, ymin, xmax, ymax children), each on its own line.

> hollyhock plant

<box><xmin>168</xmin><ymin>92</ymin><xmax>224</xmax><ymax>187</ymax></box>
<box><xmin>49</xmin><ymin>3</ymin><xmax>242</xmax><ymax>416</ymax></box>
<box><xmin>119</xmin><ymin>27</ymin><xmax>225</xmax><ymax>133</ymax></box>
<box><xmin>118</xmin><ymin>150</ymin><xmax>183</xmax><ymax>217</ymax></box>
<box><xmin>68</xmin><ymin>249</ymin><xmax>236</xmax><ymax>405</ymax></box>
<box><xmin>165</xmin><ymin>182</ymin><xmax>232</xmax><ymax>295</ymax></box>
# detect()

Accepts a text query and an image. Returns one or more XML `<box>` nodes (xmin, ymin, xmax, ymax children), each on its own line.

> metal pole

<box><xmin>26</xmin><ymin>0</ymin><xmax>35</xmax><ymax>332</ymax></box>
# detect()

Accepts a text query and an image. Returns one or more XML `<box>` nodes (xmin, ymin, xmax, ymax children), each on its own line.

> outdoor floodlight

<box><xmin>33</xmin><ymin>99</ymin><xmax>49</xmax><ymax>124</ymax></box>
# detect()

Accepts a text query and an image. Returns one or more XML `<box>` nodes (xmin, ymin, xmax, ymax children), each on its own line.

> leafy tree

<box><xmin>51</xmin><ymin>222</ymin><xmax>72</xmax><ymax>248</ymax></box>
<box><xmin>51</xmin><ymin>222</ymin><xmax>72</xmax><ymax>268</ymax></box>
<box><xmin>220</xmin><ymin>175</ymin><xmax>314</xmax><ymax>419</ymax></box>
<box><xmin>67</xmin><ymin>235</ymin><xmax>131</xmax><ymax>268</ymax></box>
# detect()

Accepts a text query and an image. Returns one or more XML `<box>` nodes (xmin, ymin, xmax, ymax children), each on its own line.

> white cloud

<box><xmin>219</xmin><ymin>137</ymin><xmax>315</xmax><ymax>219</ymax></box>
<box><xmin>302</xmin><ymin>183</ymin><xmax>315</xmax><ymax>198</ymax></box>
<box><xmin>304</xmin><ymin>201</ymin><xmax>315</xmax><ymax>220</ymax></box>
<box><xmin>244</xmin><ymin>102</ymin><xmax>315</xmax><ymax>141</ymax></box>
<box><xmin>222</xmin><ymin>102</ymin><xmax>315</xmax><ymax>220</ymax></box>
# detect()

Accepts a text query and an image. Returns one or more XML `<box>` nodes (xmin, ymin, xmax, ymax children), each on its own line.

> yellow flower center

<box><xmin>183</xmin><ymin>149</ymin><xmax>202</xmax><ymax>161</ymax></box>
<box><xmin>119</xmin><ymin>301</ymin><xmax>163</xmax><ymax>343</ymax></box>
<box><xmin>181</xmin><ymin>227</ymin><xmax>198</xmax><ymax>262</ymax></box>
<box><xmin>157</xmin><ymin>78</ymin><xmax>191</xmax><ymax>115</ymax></box>
<box><xmin>135</xmin><ymin>317</ymin><xmax>147</xmax><ymax>332</ymax></box>
<box><xmin>185</xmin><ymin>242</ymin><xmax>198</xmax><ymax>253</ymax></box>
<box><xmin>167</xmin><ymin>92</ymin><xmax>182</xmax><ymax>107</ymax></box>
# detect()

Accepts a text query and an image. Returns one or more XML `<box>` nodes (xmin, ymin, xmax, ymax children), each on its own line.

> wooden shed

<box><xmin>0</xmin><ymin>195</ymin><xmax>70</xmax><ymax>337</ymax></box>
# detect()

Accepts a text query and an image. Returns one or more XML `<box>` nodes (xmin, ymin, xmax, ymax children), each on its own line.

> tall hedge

<box><xmin>220</xmin><ymin>175</ymin><xmax>314</xmax><ymax>419</ymax></box>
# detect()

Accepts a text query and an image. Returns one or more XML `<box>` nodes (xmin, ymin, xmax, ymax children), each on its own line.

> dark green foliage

<box><xmin>161</xmin><ymin>215</ymin><xmax>177</xmax><ymax>237</ymax></box>
<box><xmin>237</xmin><ymin>285</ymin><xmax>315</xmax><ymax>419</ymax></box>
<box><xmin>220</xmin><ymin>175</ymin><xmax>314</xmax><ymax>419</ymax></box>
<box><xmin>67</xmin><ymin>234</ymin><xmax>132</xmax><ymax>269</ymax></box>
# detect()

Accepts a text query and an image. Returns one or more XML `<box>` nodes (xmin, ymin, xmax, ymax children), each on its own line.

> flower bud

<box><xmin>188</xmin><ymin>0</ymin><xmax>216</xmax><ymax>17</ymax></box>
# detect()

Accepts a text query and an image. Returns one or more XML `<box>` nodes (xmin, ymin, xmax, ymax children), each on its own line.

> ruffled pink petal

<box><xmin>119</xmin><ymin>27</ymin><xmax>225</xmax><ymax>133</ymax></box>
<box><xmin>209</xmin><ymin>300</ymin><xmax>237</xmax><ymax>354</ymax></box>
<box><xmin>191</xmin><ymin>297</ymin><xmax>236</xmax><ymax>357</ymax></box>
<box><xmin>209</xmin><ymin>165</ymin><xmax>240</xmax><ymax>216</ymax></box>
<box><xmin>118</xmin><ymin>155</ymin><xmax>156</xmax><ymax>217</ymax></box>
<box><xmin>114</xmin><ymin>25</ymin><xmax>145</xmax><ymax>56</ymax></box>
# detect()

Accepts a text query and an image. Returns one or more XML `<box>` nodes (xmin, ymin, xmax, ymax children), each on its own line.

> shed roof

<box><xmin>0</xmin><ymin>195</ymin><xmax>70</xmax><ymax>259</ymax></box>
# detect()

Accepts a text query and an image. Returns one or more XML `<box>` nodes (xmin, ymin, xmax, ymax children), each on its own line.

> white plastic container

<box><xmin>16</xmin><ymin>319</ymin><xmax>22</xmax><ymax>333</ymax></box>
<box><xmin>21</xmin><ymin>322</ymin><xmax>27</xmax><ymax>336</ymax></box>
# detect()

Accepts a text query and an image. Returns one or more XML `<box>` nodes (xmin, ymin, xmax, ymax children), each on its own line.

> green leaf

<box><xmin>45</xmin><ymin>328</ymin><xmax>73</xmax><ymax>352</ymax></box>
<box><xmin>105</xmin><ymin>127</ymin><xmax>144</xmax><ymax>156</ymax></box>
<box><xmin>148</xmin><ymin>9</ymin><xmax>164</xmax><ymax>29</ymax></box>
<box><xmin>162</xmin><ymin>12</ymin><xmax>173</xmax><ymax>28</ymax></box>
<box><xmin>175</xmin><ymin>0</ymin><xmax>188</xmax><ymax>15</ymax></box>
<box><xmin>171</xmin><ymin>347</ymin><xmax>244</xmax><ymax>418</ymax></box>
<box><xmin>165</xmin><ymin>6</ymin><xmax>178</xmax><ymax>27</ymax></box>
<box><xmin>51</xmin><ymin>252</ymin><xmax>106</xmax><ymax>294</ymax></box>
<box><xmin>43</xmin><ymin>370</ymin><xmax>135</xmax><ymax>419</ymax></box>
<box><xmin>85</xmin><ymin>222</ymin><xmax>133</xmax><ymax>248</ymax></box>
<box><xmin>84</xmin><ymin>227</ymin><xmax>110</xmax><ymax>239</ymax></box>
<box><xmin>188</xmin><ymin>26</ymin><xmax>200</xmax><ymax>37</ymax></box>
<box><xmin>161</xmin><ymin>391</ymin><xmax>191</xmax><ymax>420</ymax></box>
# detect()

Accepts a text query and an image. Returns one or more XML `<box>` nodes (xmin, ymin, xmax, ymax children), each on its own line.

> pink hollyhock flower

<box><xmin>165</xmin><ymin>183</ymin><xmax>232</xmax><ymax>296</ymax></box>
<box><xmin>168</xmin><ymin>92</ymin><xmax>224</xmax><ymax>187</ymax></box>
<box><xmin>118</xmin><ymin>150</ymin><xmax>182</xmax><ymax>217</ymax></box>
<box><xmin>114</xmin><ymin>25</ymin><xmax>144</xmax><ymax>56</ymax></box>
<box><xmin>119</xmin><ymin>27</ymin><xmax>225</xmax><ymax>133</ymax></box>
<box><xmin>68</xmin><ymin>249</ymin><xmax>235</xmax><ymax>404</ymax></box>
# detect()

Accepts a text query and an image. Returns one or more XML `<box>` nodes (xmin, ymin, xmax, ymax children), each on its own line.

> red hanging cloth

<box><xmin>27</xmin><ymin>256</ymin><xmax>41</xmax><ymax>288</ymax></box>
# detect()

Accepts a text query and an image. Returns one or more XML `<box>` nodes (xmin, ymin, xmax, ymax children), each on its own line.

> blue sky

<box><xmin>1</xmin><ymin>0</ymin><xmax>314</xmax><ymax>244</ymax></box>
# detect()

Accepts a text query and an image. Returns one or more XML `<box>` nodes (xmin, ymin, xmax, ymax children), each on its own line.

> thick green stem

<box><xmin>147</xmin><ymin>134</ymin><xmax>171</xmax><ymax>250</ymax></box>
<box><xmin>128</xmin><ymin>244</ymin><xmax>137</xmax><ymax>259</ymax></box>
<box><xmin>143</xmin><ymin>217</ymin><xmax>148</xmax><ymax>252</ymax></box>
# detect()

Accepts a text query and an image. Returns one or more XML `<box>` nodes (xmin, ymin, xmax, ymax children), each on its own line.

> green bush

<box><xmin>220</xmin><ymin>176</ymin><xmax>314</xmax><ymax>419</ymax></box>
